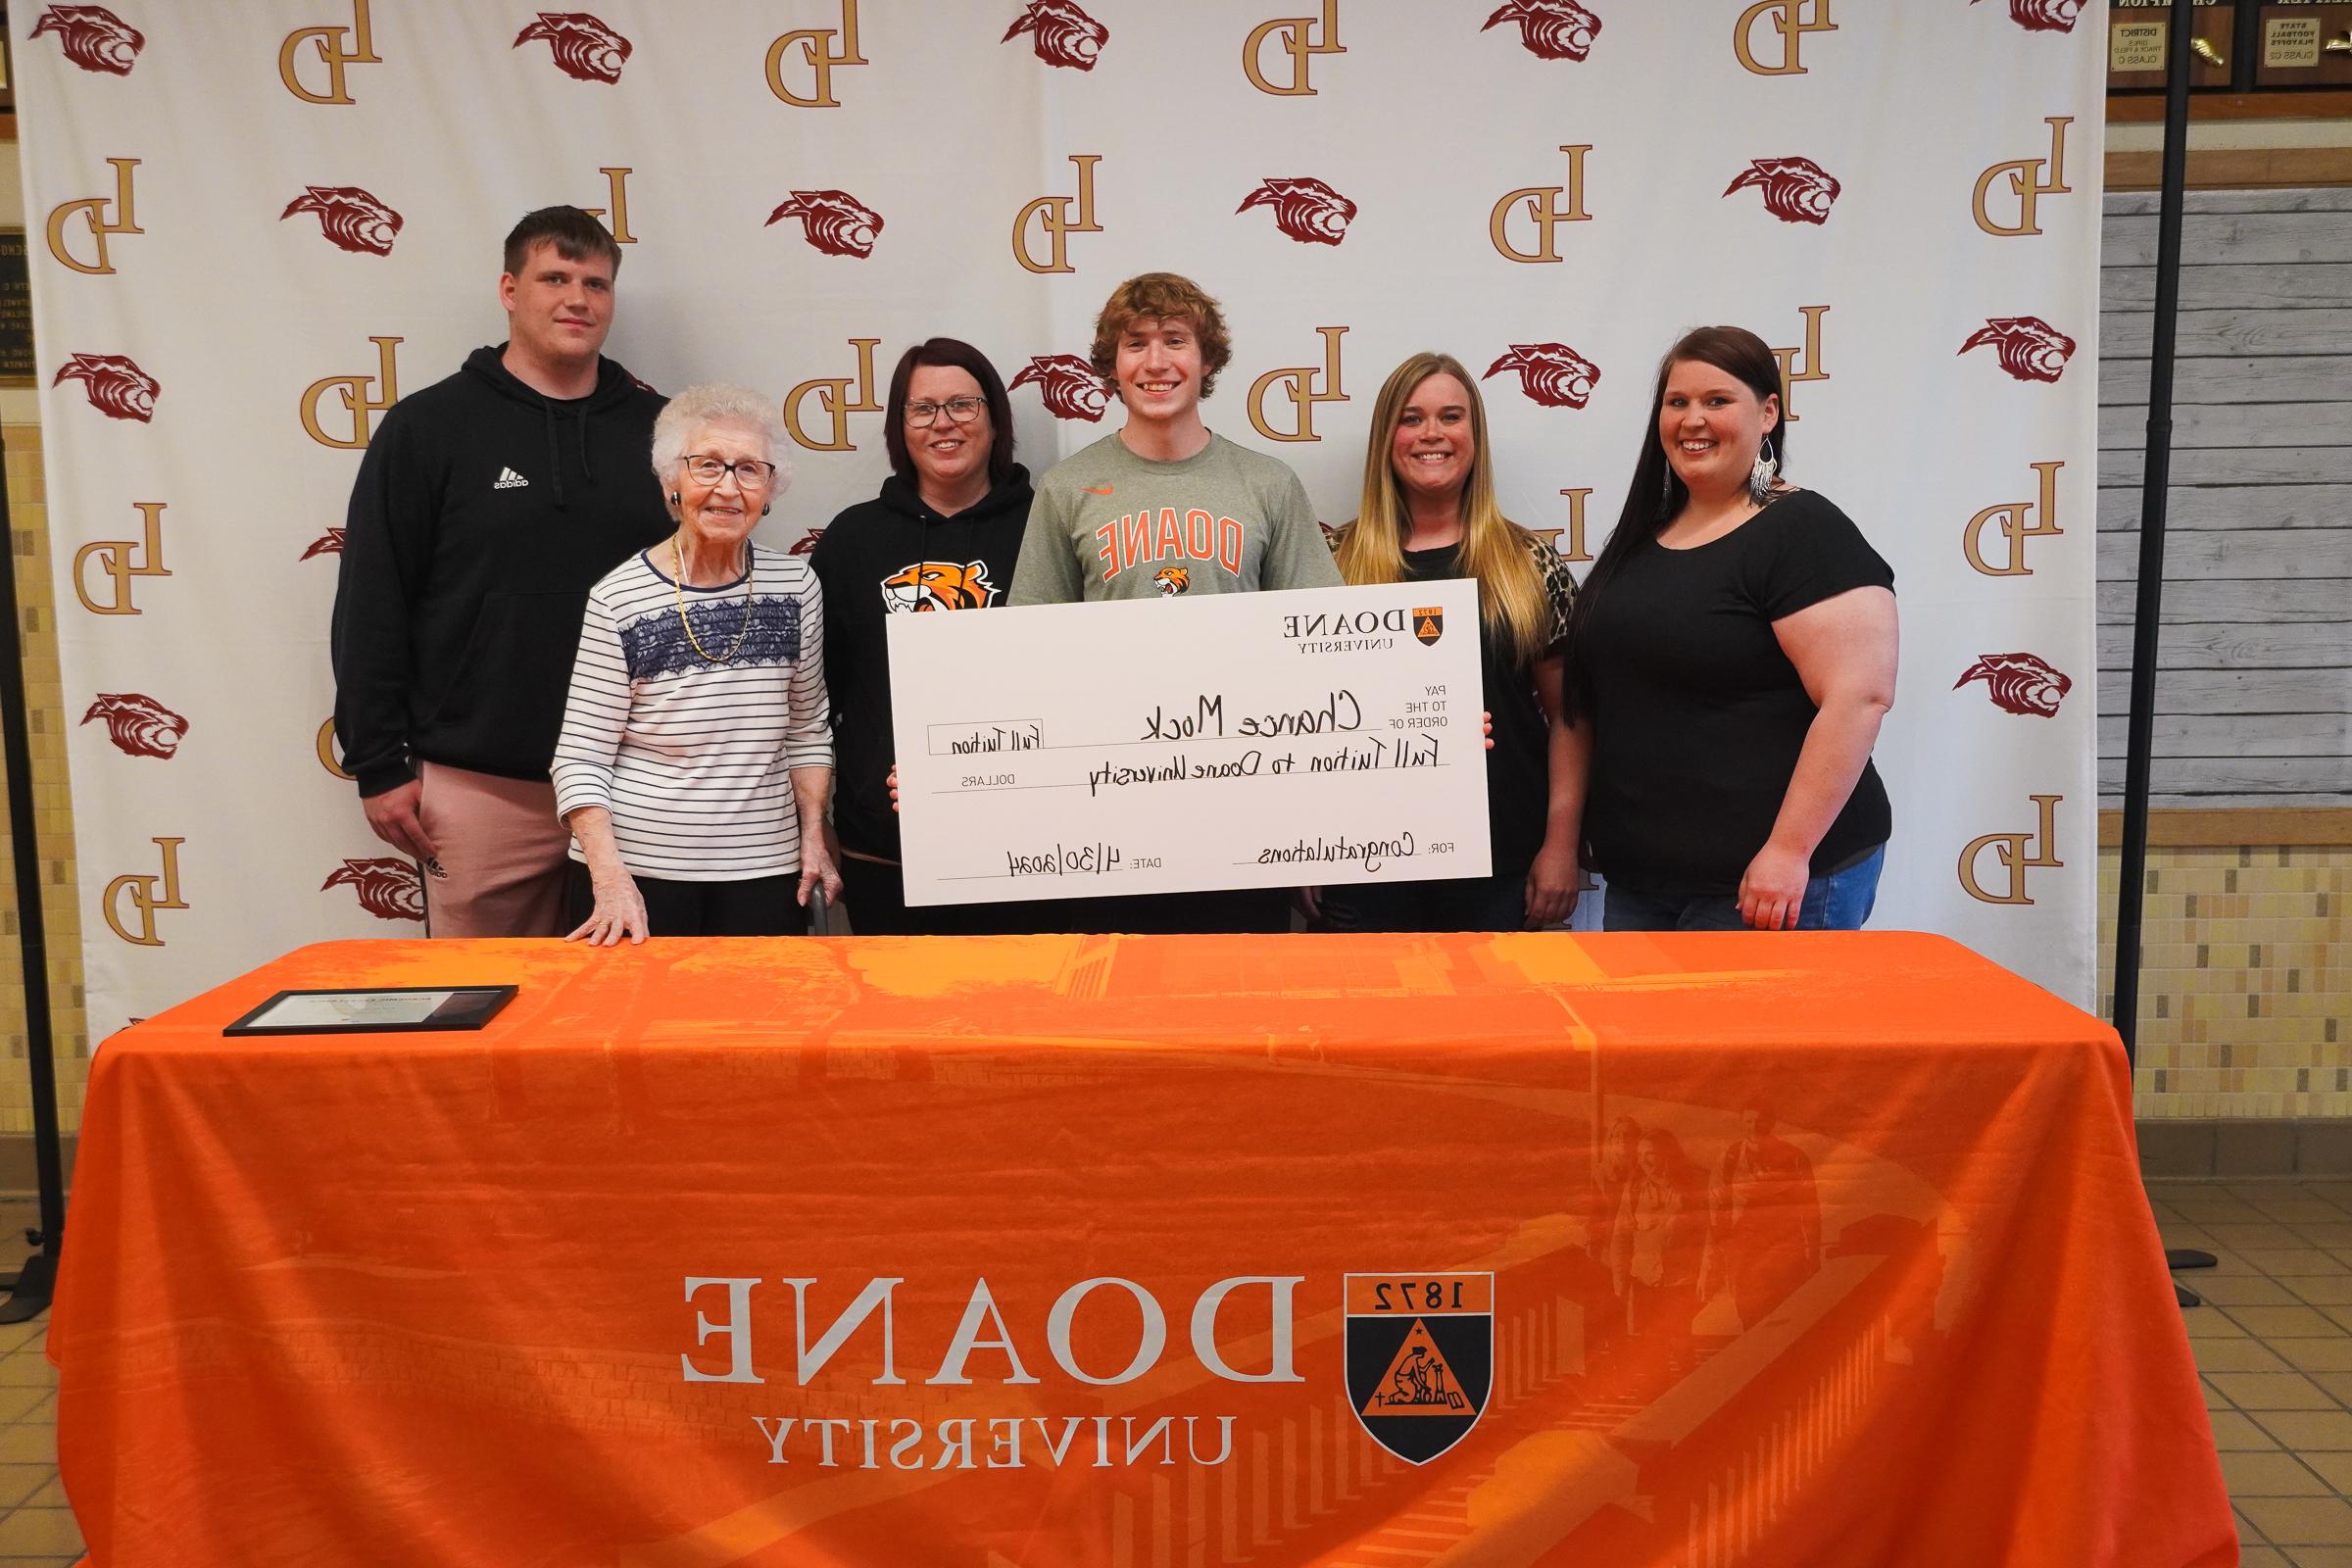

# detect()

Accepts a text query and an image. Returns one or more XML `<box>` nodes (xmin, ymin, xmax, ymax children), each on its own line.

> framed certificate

<box><xmin>223</xmin><ymin>985</ymin><xmax>516</xmax><ymax>1037</ymax></box>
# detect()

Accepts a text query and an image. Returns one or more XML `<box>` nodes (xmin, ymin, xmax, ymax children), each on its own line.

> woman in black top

<box><xmin>809</xmin><ymin>337</ymin><xmax>1033</xmax><ymax>935</ymax></box>
<box><xmin>1568</xmin><ymin>325</ymin><xmax>1896</xmax><ymax>932</ymax></box>
<box><xmin>1318</xmin><ymin>351</ymin><xmax>1584</xmax><ymax>932</ymax></box>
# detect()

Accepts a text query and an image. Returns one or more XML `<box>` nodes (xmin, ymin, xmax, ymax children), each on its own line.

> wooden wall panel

<box><xmin>2098</xmin><ymin>189</ymin><xmax>2352</xmax><ymax>810</ymax></box>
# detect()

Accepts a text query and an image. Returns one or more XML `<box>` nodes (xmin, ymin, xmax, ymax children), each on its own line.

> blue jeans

<box><xmin>1600</xmin><ymin>845</ymin><xmax>1885</xmax><ymax>933</ymax></box>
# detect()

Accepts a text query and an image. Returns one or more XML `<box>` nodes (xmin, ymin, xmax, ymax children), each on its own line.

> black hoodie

<box><xmin>330</xmin><ymin>346</ymin><xmax>667</xmax><ymax>797</ymax></box>
<box><xmin>810</xmin><ymin>466</ymin><xmax>1034</xmax><ymax>859</ymax></box>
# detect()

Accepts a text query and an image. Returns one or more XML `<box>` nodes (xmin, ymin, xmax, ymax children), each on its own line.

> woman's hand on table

<box><xmin>567</xmin><ymin>866</ymin><xmax>649</xmax><ymax>946</ymax></box>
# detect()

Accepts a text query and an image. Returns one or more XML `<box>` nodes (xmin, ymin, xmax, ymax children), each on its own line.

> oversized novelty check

<box><xmin>887</xmin><ymin>580</ymin><xmax>1491</xmax><ymax>906</ymax></box>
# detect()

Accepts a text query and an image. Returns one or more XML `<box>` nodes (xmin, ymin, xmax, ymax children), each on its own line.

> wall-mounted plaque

<box><xmin>2114</xmin><ymin>18</ymin><xmax>2172</xmax><ymax>69</ymax></box>
<box><xmin>0</xmin><ymin>230</ymin><xmax>31</xmax><ymax>391</ymax></box>
<box><xmin>2254</xmin><ymin>4</ymin><xmax>2352</xmax><ymax>85</ymax></box>
<box><xmin>2265</xmin><ymin>15</ymin><xmax>2322</xmax><ymax>63</ymax></box>
<box><xmin>2109</xmin><ymin>0</ymin><xmax>2239</xmax><ymax>90</ymax></box>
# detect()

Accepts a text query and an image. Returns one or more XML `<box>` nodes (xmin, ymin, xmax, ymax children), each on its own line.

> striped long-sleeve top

<box><xmin>551</xmin><ymin>545</ymin><xmax>831</xmax><ymax>880</ymax></box>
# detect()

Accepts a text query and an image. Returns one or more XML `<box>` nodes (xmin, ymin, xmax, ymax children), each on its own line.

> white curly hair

<box><xmin>649</xmin><ymin>383</ymin><xmax>793</xmax><ymax>494</ymax></box>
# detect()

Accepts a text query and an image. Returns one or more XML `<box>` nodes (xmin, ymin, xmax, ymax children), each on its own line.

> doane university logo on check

<box><xmin>1279</xmin><ymin>602</ymin><xmax>1446</xmax><ymax>654</ymax></box>
<box><xmin>1346</xmin><ymin>1272</ymin><xmax>1493</xmax><ymax>1463</ymax></box>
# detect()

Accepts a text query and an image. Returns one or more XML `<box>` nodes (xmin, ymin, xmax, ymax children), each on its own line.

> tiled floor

<box><xmin>1</xmin><ymin>1181</ymin><xmax>2344</xmax><ymax>1563</ymax></box>
<box><xmin>0</xmin><ymin>1194</ymin><xmax>75</xmax><ymax>1567</ymax></box>
<box><xmin>2153</xmin><ymin>1178</ymin><xmax>2352</xmax><ymax>1566</ymax></box>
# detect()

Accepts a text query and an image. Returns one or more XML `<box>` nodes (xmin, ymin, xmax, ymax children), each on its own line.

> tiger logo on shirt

<box><xmin>1152</xmin><ymin>566</ymin><xmax>1191</xmax><ymax>597</ymax></box>
<box><xmin>881</xmin><ymin>560</ymin><xmax>999</xmax><ymax>612</ymax></box>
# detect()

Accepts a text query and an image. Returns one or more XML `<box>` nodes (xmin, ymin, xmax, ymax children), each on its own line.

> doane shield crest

<box><xmin>1345</xmin><ymin>1274</ymin><xmax>1492</xmax><ymax>1463</ymax></box>
<box><xmin>1413</xmin><ymin>606</ymin><xmax>1444</xmax><ymax>646</ymax></box>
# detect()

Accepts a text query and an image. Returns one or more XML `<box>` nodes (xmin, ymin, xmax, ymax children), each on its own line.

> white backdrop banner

<box><xmin>12</xmin><ymin>0</ymin><xmax>2106</xmax><ymax>1034</ymax></box>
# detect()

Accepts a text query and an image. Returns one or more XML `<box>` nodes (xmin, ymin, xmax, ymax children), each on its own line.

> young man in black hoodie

<box><xmin>330</xmin><ymin>207</ymin><xmax>667</xmax><ymax>937</ymax></box>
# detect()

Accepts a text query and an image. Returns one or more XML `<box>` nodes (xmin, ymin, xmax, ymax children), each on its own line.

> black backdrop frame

<box><xmin>2113</xmin><ymin>0</ymin><xmax>2214</xmax><ymax>1307</ymax></box>
<box><xmin>0</xmin><ymin>451</ymin><xmax>69</xmax><ymax>1323</ymax></box>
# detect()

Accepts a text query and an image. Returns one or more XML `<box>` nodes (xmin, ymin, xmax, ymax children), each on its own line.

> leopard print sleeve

<box><xmin>1528</xmin><ymin>529</ymin><xmax>1577</xmax><ymax>652</ymax></box>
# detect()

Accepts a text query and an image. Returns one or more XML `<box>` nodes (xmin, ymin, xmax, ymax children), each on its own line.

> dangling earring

<box><xmin>1748</xmin><ymin>435</ymin><xmax>1778</xmax><ymax>506</ymax></box>
<box><xmin>1658</xmin><ymin>463</ymin><xmax>1674</xmax><ymax>515</ymax></box>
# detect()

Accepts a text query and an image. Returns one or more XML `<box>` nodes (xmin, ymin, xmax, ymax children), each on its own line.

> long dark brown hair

<box><xmin>882</xmin><ymin>337</ymin><xmax>1017</xmax><ymax>488</ymax></box>
<box><xmin>1562</xmin><ymin>325</ymin><xmax>1788</xmax><ymax>719</ymax></box>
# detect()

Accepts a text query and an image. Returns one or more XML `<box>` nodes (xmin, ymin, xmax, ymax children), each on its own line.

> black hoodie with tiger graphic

<box><xmin>809</xmin><ymin>466</ymin><xmax>1034</xmax><ymax>861</ymax></box>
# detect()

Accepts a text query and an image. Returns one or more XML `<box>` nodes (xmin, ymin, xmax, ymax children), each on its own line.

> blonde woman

<box><xmin>1319</xmin><ymin>352</ymin><xmax>1584</xmax><ymax>932</ymax></box>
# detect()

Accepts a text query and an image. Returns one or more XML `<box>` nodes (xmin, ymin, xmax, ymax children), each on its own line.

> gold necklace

<box><xmin>672</xmin><ymin>537</ymin><xmax>754</xmax><ymax>664</ymax></box>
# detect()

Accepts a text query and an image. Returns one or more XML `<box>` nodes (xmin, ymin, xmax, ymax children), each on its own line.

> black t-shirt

<box><xmin>1581</xmin><ymin>489</ymin><xmax>1893</xmax><ymax>896</ymax></box>
<box><xmin>1391</xmin><ymin>532</ymin><xmax>1576</xmax><ymax>876</ymax></box>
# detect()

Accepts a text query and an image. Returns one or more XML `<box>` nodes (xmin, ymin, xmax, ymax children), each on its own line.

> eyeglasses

<box><xmin>683</xmin><ymin>455</ymin><xmax>778</xmax><ymax>489</ymax></box>
<box><xmin>904</xmin><ymin>396</ymin><xmax>986</xmax><ymax>428</ymax></box>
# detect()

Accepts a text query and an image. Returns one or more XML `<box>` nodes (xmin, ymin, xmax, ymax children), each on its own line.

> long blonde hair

<box><xmin>1335</xmin><ymin>352</ymin><xmax>1549</xmax><ymax>667</ymax></box>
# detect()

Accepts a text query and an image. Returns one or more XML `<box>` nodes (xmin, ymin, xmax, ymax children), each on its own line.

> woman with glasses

<box><xmin>809</xmin><ymin>338</ymin><xmax>1036</xmax><ymax>935</ymax></box>
<box><xmin>552</xmin><ymin>383</ymin><xmax>839</xmax><ymax>941</ymax></box>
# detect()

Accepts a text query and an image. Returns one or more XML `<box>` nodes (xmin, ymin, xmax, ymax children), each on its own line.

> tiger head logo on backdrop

<box><xmin>1004</xmin><ymin>0</ymin><xmax>1109</xmax><ymax>70</ymax></box>
<box><xmin>767</xmin><ymin>190</ymin><xmax>884</xmax><ymax>258</ymax></box>
<box><xmin>1484</xmin><ymin>344</ymin><xmax>1599</xmax><ymax>410</ymax></box>
<box><xmin>82</xmin><ymin>693</ymin><xmax>187</xmax><ymax>759</ymax></box>
<box><xmin>883</xmin><ymin>561</ymin><xmax>999</xmax><ymax>612</ymax></box>
<box><xmin>54</xmin><ymin>352</ymin><xmax>159</xmax><ymax>421</ymax></box>
<box><xmin>1010</xmin><ymin>355</ymin><xmax>1109</xmax><ymax>421</ymax></box>
<box><xmin>1724</xmin><ymin>157</ymin><xmax>1840</xmax><ymax>224</ymax></box>
<box><xmin>30</xmin><ymin>5</ymin><xmax>144</xmax><ymax>74</ymax></box>
<box><xmin>1954</xmin><ymin>653</ymin><xmax>2072</xmax><ymax>717</ymax></box>
<box><xmin>1483</xmin><ymin>0</ymin><xmax>1601</xmax><ymax>61</ymax></box>
<box><xmin>1237</xmin><ymin>177</ymin><xmax>1359</xmax><ymax>246</ymax></box>
<box><xmin>513</xmin><ymin>13</ymin><xmax>631</xmax><ymax>83</ymax></box>
<box><xmin>281</xmin><ymin>186</ymin><xmax>403</xmax><ymax>256</ymax></box>
<box><xmin>322</xmin><ymin>858</ymin><xmax>425</xmax><ymax>921</ymax></box>
<box><xmin>1976</xmin><ymin>0</ymin><xmax>2081</xmax><ymax>33</ymax></box>
<box><xmin>1959</xmin><ymin>317</ymin><xmax>2076</xmax><ymax>383</ymax></box>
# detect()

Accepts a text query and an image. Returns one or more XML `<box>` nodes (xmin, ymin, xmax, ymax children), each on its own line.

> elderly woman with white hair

<box><xmin>552</xmin><ymin>383</ymin><xmax>840</xmax><ymax>941</ymax></box>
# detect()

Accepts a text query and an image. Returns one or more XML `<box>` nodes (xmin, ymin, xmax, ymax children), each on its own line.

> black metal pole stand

<box><xmin>2113</xmin><ymin>0</ymin><xmax>2213</xmax><ymax>1310</ymax></box>
<box><xmin>0</xmin><ymin>451</ymin><xmax>69</xmax><ymax>1323</ymax></box>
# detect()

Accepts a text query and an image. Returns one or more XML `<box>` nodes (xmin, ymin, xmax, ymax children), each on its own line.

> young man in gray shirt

<box><xmin>1009</xmin><ymin>271</ymin><xmax>1341</xmax><ymax>931</ymax></box>
<box><xmin>1010</xmin><ymin>271</ymin><xmax>1341</xmax><ymax>606</ymax></box>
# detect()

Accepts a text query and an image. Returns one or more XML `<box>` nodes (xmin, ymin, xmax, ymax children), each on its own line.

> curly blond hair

<box><xmin>1088</xmin><ymin>272</ymin><xmax>1234</xmax><ymax>399</ymax></box>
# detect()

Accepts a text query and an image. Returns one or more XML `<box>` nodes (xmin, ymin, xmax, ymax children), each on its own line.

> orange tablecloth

<box><xmin>52</xmin><ymin>933</ymin><xmax>2231</xmax><ymax>1567</ymax></box>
